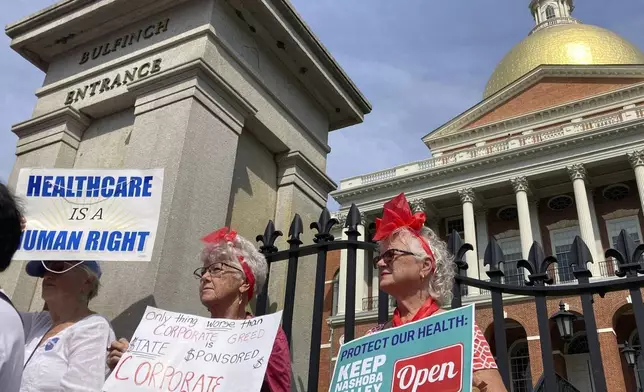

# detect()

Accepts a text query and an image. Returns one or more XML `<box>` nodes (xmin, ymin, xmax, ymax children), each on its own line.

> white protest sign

<box><xmin>102</xmin><ymin>307</ymin><xmax>283</xmax><ymax>392</ymax></box>
<box><xmin>14</xmin><ymin>168</ymin><xmax>164</xmax><ymax>261</ymax></box>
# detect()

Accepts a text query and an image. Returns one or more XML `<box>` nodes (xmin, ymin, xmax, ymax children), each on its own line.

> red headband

<box><xmin>373</xmin><ymin>193</ymin><xmax>435</xmax><ymax>260</ymax></box>
<box><xmin>201</xmin><ymin>227</ymin><xmax>256</xmax><ymax>300</ymax></box>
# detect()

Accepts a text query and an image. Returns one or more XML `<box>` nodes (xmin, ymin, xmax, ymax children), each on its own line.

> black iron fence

<box><xmin>253</xmin><ymin>203</ymin><xmax>644</xmax><ymax>392</ymax></box>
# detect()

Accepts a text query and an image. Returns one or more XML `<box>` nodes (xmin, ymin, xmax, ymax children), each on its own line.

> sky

<box><xmin>1</xmin><ymin>0</ymin><xmax>643</xmax><ymax>210</ymax></box>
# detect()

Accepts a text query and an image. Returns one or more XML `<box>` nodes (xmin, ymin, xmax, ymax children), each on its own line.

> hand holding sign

<box><xmin>102</xmin><ymin>307</ymin><xmax>282</xmax><ymax>392</ymax></box>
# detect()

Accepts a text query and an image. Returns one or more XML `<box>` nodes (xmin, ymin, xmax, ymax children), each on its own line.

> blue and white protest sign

<box><xmin>330</xmin><ymin>304</ymin><xmax>475</xmax><ymax>392</ymax></box>
<box><xmin>14</xmin><ymin>168</ymin><xmax>164</xmax><ymax>261</ymax></box>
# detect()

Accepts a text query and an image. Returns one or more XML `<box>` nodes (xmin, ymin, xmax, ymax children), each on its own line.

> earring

<box><xmin>420</xmin><ymin>273</ymin><xmax>425</xmax><ymax>279</ymax></box>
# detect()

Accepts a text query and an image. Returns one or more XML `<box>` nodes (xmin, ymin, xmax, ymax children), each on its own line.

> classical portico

<box><xmin>3</xmin><ymin>0</ymin><xmax>370</xmax><ymax>386</ymax></box>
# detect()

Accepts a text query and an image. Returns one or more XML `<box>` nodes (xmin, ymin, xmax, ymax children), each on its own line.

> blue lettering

<box><xmin>37</xmin><ymin>230</ymin><xmax>56</xmax><ymax>250</ymax></box>
<box><xmin>75</xmin><ymin>176</ymin><xmax>87</xmax><ymax>197</ymax></box>
<box><xmin>113</xmin><ymin>177</ymin><xmax>128</xmax><ymax>197</ymax></box>
<box><xmin>101</xmin><ymin>177</ymin><xmax>115</xmax><ymax>198</ymax></box>
<box><xmin>128</xmin><ymin>177</ymin><xmax>142</xmax><ymax>197</ymax></box>
<box><xmin>121</xmin><ymin>231</ymin><xmax>137</xmax><ymax>251</ymax></box>
<box><xmin>65</xmin><ymin>177</ymin><xmax>75</xmax><ymax>198</ymax></box>
<box><xmin>85</xmin><ymin>231</ymin><xmax>100</xmax><ymax>251</ymax></box>
<box><xmin>27</xmin><ymin>176</ymin><xmax>42</xmax><ymax>197</ymax></box>
<box><xmin>455</xmin><ymin>315</ymin><xmax>466</xmax><ymax>328</ymax></box>
<box><xmin>137</xmin><ymin>231</ymin><xmax>151</xmax><ymax>252</ymax></box>
<box><xmin>142</xmin><ymin>176</ymin><xmax>153</xmax><ymax>197</ymax></box>
<box><xmin>87</xmin><ymin>177</ymin><xmax>100</xmax><ymax>197</ymax></box>
<box><xmin>107</xmin><ymin>231</ymin><xmax>122</xmax><ymax>251</ymax></box>
<box><xmin>99</xmin><ymin>231</ymin><xmax>109</xmax><ymax>250</ymax></box>
<box><xmin>42</xmin><ymin>176</ymin><xmax>54</xmax><ymax>197</ymax></box>
<box><xmin>68</xmin><ymin>231</ymin><xmax>82</xmax><ymax>250</ymax></box>
<box><xmin>52</xmin><ymin>177</ymin><xmax>66</xmax><ymax>197</ymax></box>
<box><xmin>21</xmin><ymin>230</ymin><xmax>37</xmax><ymax>250</ymax></box>
<box><xmin>53</xmin><ymin>231</ymin><xmax>68</xmax><ymax>250</ymax></box>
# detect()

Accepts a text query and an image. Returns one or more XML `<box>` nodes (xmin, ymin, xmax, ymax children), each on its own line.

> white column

<box><xmin>586</xmin><ymin>190</ymin><xmax>604</xmax><ymax>276</ymax></box>
<box><xmin>529</xmin><ymin>201</ymin><xmax>543</xmax><ymax>246</ymax></box>
<box><xmin>355</xmin><ymin>221</ymin><xmax>367</xmax><ymax>312</ymax></box>
<box><xmin>567</xmin><ymin>164</ymin><xmax>598</xmax><ymax>266</ymax></box>
<box><xmin>338</xmin><ymin>215</ymin><xmax>348</xmax><ymax>315</ymax></box>
<box><xmin>475</xmin><ymin>210</ymin><xmax>489</xmax><ymax>276</ymax></box>
<box><xmin>458</xmin><ymin>188</ymin><xmax>480</xmax><ymax>295</ymax></box>
<box><xmin>511</xmin><ymin>177</ymin><xmax>534</xmax><ymax>258</ymax></box>
<box><xmin>628</xmin><ymin>150</ymin><xmax>644</xmax><ymax>214</ymax></box>
<box><xmin>337</xmin><ymin>215</ymin><xmax>367</xmax><ymax>314</ymax></box>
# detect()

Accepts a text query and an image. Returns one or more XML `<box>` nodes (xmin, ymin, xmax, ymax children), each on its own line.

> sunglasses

<box><xmin>193</xmin><ymin>262</ymin><xmax>243</xmax><ymax>280</ymax></box>
<box><xmin>372</xmin><ymin>248</ymin><xmax>416</xmax><ymax>269</ymax></box>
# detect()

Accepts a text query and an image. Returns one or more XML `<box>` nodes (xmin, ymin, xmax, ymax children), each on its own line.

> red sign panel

<box><xmin>392</xmin><ymin>344</ymin><xmax>464</xmax><ymax>392</ymax></box>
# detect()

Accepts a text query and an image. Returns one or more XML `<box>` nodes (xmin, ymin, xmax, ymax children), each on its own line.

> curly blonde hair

<box><xmin>379</xmin><ymin>226</ymin><xmax>455</xmax><ymax>305</ymax></box>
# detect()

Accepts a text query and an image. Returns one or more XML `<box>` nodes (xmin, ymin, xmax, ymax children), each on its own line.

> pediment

<box><xmin>423</xmin><ymin>65</ymin><xmax>644</xmax><ymax>151</ymax></box>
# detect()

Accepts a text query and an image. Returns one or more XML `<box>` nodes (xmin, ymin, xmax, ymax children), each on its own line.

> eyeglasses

<box><xmin>372</xmin><ymin>248</ymin><xmax>416</xmax><ymax>268</ymax></box>
<box><xmin>193</xmin><ymin>262</ymin><xmax>243</xmax><ymax>280</ymax></box>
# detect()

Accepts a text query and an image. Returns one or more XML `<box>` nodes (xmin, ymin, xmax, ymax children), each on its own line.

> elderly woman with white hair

<box><xmin>107</xmin><ymin>227</ymin><xmax>291</xmax><ymax>392</ymax></box>
<box><xmin>367</xmin><ymin>193</ymin><xmax>506</xmax><ymax>392</ymax></box>
<box><xmin>19</xmin><ymin>260</ymin><xmax>116</xmax><ymax>392</ymax></box>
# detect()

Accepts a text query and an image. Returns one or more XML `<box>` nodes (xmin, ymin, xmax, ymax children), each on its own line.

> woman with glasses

<box><xmin>19</xmin><ymin>260</ymin><xmax>116</xmax><ymax>392</ymax></box>
<box><xmin>106</xmin><ymin>227</ymin><xmax>291</xmax><ymax>392</ymax></box>
<box><xmin>367</xmin><ymin>193</ymin><xmax>506</xmax><ymax>392</ymax></box>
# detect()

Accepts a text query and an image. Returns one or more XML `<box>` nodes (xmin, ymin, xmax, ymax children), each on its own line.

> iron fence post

<box><xmin>282</xmin><ymin>215</ymin><xmax>303</xmax><ymax>346</ymax></box>
<box><xmin>307</xmin><ymin>209</ymin><xmax>338</xmax><ymax>392</ymax></box>
<box><xmin>255</xmin><ymin>220</ymin><xmax>282</xmax><ymax>316</ymax></box>
<box><xmin>343</xmin><ymin>204</ymin><xmax>362</xmax><ymax>343</ymax></box>
<box><xmin>484</xmin><ymin>237</ymin><xmax>509</xmax><ymax>389</ymax></box>
<box><xmin>519</xmin><ymin>241</ymin><xmax>558</xmax><ymax>392</ymax></box>
<box><xmin>448</xmin><ymin>230</ymin><xmax>471</xmax><ymax>309</ymax></box>
<box><xmin>571</xmin><ymin>236</ymin><xmax>607</xmax><ymax>392</ymax></box>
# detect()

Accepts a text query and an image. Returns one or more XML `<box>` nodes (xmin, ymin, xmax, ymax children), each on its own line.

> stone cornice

<box><xmin>331</xmin><ymin>120</ymin><xmax>644</xmax><ymax>207</ymax></box>
<box><xmin>12</xmin><ymin>106</ymin><xmax>91</xmax><ymax>154</ymax></box>
<box><xmin>128</xmin><ymin>58</ymin><xmax>257</xmax><ymax>133</ymax></box>
<box><xmin>422</xmin><ymin>65</ymin><xmax>644</xmax><ymax>150</ymax></box>
<box><xmin>7</xmin><ymin>0</ymin><xmax>371</xmax><ymax>130</ymax></box>
<box><xmin>277</xmin><ymin>150</ymin><xmax>337</xmax><ymax>208</ymax></box>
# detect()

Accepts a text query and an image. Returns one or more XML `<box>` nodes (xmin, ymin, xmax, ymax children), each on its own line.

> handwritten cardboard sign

<box><xmin>14</xmin><ymin>168</ymin><xmax>164</xmax><ymax>261</ymax></box>
<box><xmin>329</xmin><ymin>305</ymin><xmax>475</xmax><ymax>392</ymax></box>
<box><xmin>102</xmin><ymin>306</ymin><xmax>283</xmax><ymax>392</ymax></box>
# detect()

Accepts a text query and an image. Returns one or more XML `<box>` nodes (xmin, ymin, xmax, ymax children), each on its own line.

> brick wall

<box><xmin>466</xmin><ymin>78</ymin><xmax>644</xmax><ymax>129</ymax></box>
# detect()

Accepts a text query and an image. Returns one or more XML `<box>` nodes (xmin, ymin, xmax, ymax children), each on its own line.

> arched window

<box><xmin>509</xmin><ymin>340</ymin><xmax>532</xmax><ymax>392</ymax></box>
<box><xmin>332</xmin><ymin>270</ymin><xmax>340</xmax><ymax>316</ymax></box>
<box><xmin>545</xmin><ymin>5</ymin><xmax>556</xmax><ymax>20</ymax></box>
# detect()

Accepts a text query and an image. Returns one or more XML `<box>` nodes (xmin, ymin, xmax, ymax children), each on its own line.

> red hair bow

<box><xmin>373</xmin><ymin>193</ymin><xmax>434</xmax><ymax>259</ymax></box>
<box><xmin>201</xmin><ymin>227</ymin><xmax>237</xmax><ymax>243</ymax></box>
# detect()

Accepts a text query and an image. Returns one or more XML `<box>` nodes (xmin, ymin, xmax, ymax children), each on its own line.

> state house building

<box><xmin>320</xmin><ymin>1</ymin><xmax>644</xmax><ymax>391</ymax></box>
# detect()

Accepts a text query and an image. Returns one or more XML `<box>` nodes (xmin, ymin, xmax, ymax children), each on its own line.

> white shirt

<box><xmin>20</xmin><ymin>312</ymin><xmax>116</xmax><ymax>392</ymax></box>
<box><xmin>0</xmin><ymin>290</ymin><xmax>24</xmax><ymax>392</ymax></box>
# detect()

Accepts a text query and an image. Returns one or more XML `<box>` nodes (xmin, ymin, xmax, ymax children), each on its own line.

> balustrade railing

<box><xmin>340</xmin><ymin>104</ymin><xmax>644</xmax><ymax>190</ymax></box>
<box><xmin>361</xmin><ymin>296</ymin><xmax>396</xmax><ymax>311</ymax></box>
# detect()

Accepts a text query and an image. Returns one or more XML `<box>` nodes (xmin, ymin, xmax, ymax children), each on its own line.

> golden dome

<box><xmin>484</xmin><ymin>23</ymin><xmax>644</xmax><ymax>98</ymax></box>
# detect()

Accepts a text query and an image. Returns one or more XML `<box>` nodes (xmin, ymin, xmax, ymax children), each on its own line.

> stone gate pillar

<box><xmin>4</xmin><ymin>1</ymin><xmax>370</xmax><ymax>389</ymax></box>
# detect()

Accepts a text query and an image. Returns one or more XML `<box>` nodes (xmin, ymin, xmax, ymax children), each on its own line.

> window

<box><xmin>331</xmin><ymin>270</ymin><xmax>339</xmax><ymax>316</ymax></box>
<box><xmin>446</xmin><ymin>217</ymin><xmax>464</xmax><ymax>238</ymax></box>
<box><xmin>497</xmin><ymin>237</ymin><xmax>524</xmax><ymax>286</ymax></box>
<box><xmin>550</xmin><ymin>226</ymin><xmax>580</xmax><ymax>283</ymax></box>
<box><xmin>545</xmin><ymin>5</ymin><xmax>556</xmax><ymax>19</ymax></box>
<box><xmin>509</xmin><ymin>341</ymin><xmax>532</xmax><ymax>392</ymax></box>
<box><xmin>606</xmin><ymin>216</ymin><xmax>642</xmax><ymax>247</ymax></box>
<box><xmin>606</xmin><ymin>216</ymin><xmax>643</xmax><ymax>263</ymax></box>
